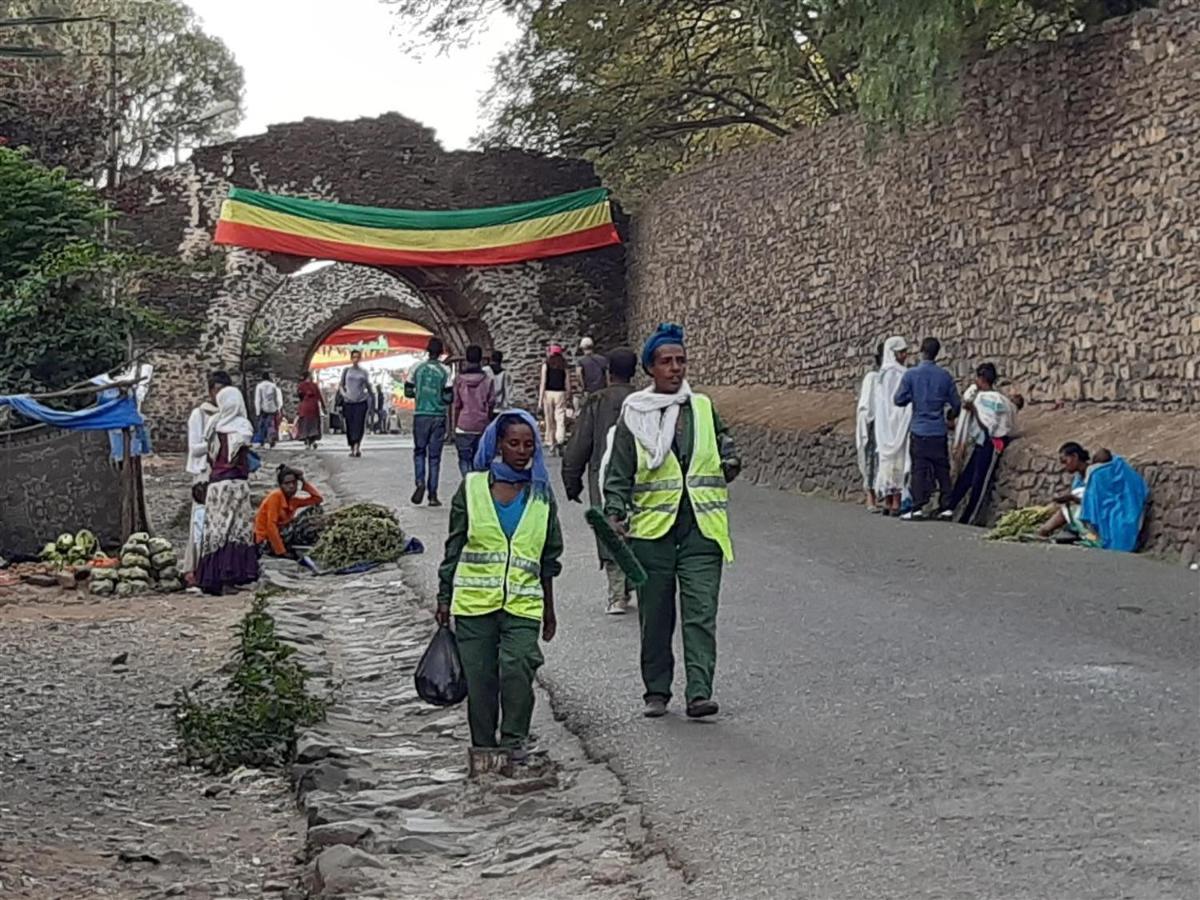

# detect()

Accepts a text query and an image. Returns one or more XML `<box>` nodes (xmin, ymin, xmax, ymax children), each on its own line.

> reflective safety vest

<box><xmin>629</xmin><ymin>394</ymin><xmax>733</xmax><ymax>562</ymax></box>
<box><xmin>451</xmin><ymin>473</ymin><xmax>550</xmax><ymax>621</ymax></box>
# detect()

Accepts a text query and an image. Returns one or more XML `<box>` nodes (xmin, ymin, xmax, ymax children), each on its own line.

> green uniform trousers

<box><xmin>454</xmin><ymin>610</ymin><xmax>543</xmax><ymax>749</ymax></box>
<box><xmin>632</xmin><ymin>516</ymin><xmax>723</xmax><ymax>703</ymax></box>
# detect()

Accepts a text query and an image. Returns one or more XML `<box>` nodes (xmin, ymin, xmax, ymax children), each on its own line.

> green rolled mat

<box><xmin>584</xmin><ymin>506</ymin><xmax>647</xmax><ymax>588</ymax></box>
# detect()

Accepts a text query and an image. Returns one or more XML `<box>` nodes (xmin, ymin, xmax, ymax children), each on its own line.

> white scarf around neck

<box><xmin>621</xmin><ymin>380</ymin><xmax>694</xmax><ymax>469</ymax></box>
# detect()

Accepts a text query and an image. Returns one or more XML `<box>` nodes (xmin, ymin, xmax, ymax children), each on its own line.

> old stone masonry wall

<box><xmin>116</xmin><ymin>114</ymin><xmax>626</xmax><ymax>449</ymax></box>
<box><xmin>627</xmin><ymin>4</ymin><xmax>1199</xmax><ymax>559</ymax></box>
<box><xmin>629</xmin><ymin>4</ymin><xmax>1198</xmax><ymax>410</ymax></box>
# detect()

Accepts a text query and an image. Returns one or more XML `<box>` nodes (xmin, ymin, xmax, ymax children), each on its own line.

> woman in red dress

<box><xmin>296</xmin><ymin>371</ymin><xmax>326</xmax><ymax>449</ymax></box>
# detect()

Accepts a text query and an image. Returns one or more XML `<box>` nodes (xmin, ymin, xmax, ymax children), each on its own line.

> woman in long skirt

<box><xmin>295</xmin><ymin>371</ymin><xmax>325</xmax><ymax>449</ymax></box>
<box><xmin>338</xmin><ymin>350</ymin><xmax>372</xmax><ymax>457</ymax></box>
<box><xmin>196</xmin><ymin>386</ymin><xmax>259</xmax><ymax>595</ymax></box>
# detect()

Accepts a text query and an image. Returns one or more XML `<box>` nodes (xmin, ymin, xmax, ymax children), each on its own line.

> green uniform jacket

<box><xmin>603</xmin><ymin>399</ymin><xmax>741</xmax><ymax>528</ymax></box>
<box><xmin>437</xmin><ymin>479</ymin><xmax>565</xmax><ymax>608</ymax></box>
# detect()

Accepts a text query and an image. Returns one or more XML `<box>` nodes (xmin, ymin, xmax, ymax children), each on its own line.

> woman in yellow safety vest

<box><xmin>604</xmin><ymin>323</ymin><xmax>740</xmax><ymax>720</ymax></box>
<box><xmin>436</xmin><ymin>409</ymin><xmax>563</xmax><ymax>761</ymax></box>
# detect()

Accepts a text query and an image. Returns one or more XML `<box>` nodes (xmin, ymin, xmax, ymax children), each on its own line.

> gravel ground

<box><xmin>0</xmin><ymin>454</ymin><xmax>306</xmax><ymax>899</ymax></box>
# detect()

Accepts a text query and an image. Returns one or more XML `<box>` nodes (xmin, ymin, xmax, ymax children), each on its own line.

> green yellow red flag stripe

<box><xmin>212</xmin><ymin>186</ymin><xmax>620</xmax><ymax>266</ymax></box>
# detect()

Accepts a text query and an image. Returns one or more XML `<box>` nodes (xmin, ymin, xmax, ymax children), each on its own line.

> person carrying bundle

<box><xmin>435</xmin><ymin>410</ymin><xmax>562</xmax><ymax>760</ymax></box>
<box><xmin>603</xmin><ymin>323</ymin><xmax>739</xmax><ymax>720</ymax></box>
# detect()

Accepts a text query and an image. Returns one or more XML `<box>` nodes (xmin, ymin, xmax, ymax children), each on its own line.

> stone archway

<box><xmin>116</xmin><ymin>113</ymin><xmax>626</xmax><ymax>448</ymax></box>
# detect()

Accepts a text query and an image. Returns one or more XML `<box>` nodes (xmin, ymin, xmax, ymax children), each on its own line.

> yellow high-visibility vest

<box><xmin>451</xmin><ymin>473</ymin><xmax>549</xmax><ymax>621</ymax></box>
<box><xmin>629</xmin><ymin>393</ymin><xmax>733</xmax><ymax>562</ymax></box>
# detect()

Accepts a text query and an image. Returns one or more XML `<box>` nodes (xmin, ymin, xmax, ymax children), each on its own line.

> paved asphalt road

<box><xmin>323</xmin><ymin>436</ymin><xmax>1199</xmax><ymax>899</ymax></box>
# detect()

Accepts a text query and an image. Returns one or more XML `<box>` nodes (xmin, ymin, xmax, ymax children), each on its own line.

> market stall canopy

<box><xmin>322</xmin><ymin>316</ymin><xmax>431</xmax><ymax>353</ymax></box>
<box><xmin>310</xmin><ymin>316</ymin><xmax>432</xmax><ymax>370</ymax></box>
<box><xmin>213</xmin><ymin>186</ymin><xmax>620</xmax><ymax>267</ymax></box>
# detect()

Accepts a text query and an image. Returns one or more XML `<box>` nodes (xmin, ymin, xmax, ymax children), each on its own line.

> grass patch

<box><xmin>174</xmin><ymin>590</ymin><xmax>331</xmax><ymax>774</ymax></box>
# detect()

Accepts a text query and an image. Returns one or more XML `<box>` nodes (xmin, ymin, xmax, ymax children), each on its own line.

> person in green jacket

<box><xmin>436</xmin><ymin>409</ymin><xmax>562</xmax><ymax>759</ymax></box>
<box><xmin>405</xmin><ymin>336</ymin><xmax>451</xmax><ymax>507</ymax></box>
<box><xmin>604</xmin><ymin>323</ymin><xmax>740</xmax><ymax>719</ymax></box>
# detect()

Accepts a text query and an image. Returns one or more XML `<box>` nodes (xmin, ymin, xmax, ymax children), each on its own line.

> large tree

<box><xmin>0</xmin><ymin>0</ymin><xmax>243</xmax><ymax>179</ymax></box>
<box><xmin>386</xmin><ymin>0</ymin><xmax>1154</xmax><ymax>199</ymax></box>
<box><xmin>0</xmin><ymin>147</ymin><xmax>171</xmax><ymax>394</ymax></box>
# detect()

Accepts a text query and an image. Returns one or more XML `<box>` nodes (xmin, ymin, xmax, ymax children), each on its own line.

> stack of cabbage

<box><xmin>39</xmin><ymin>530</ymin><xmax>102</xmax><ymax>568</ymax></box>
<box><xmin>312</xmin><ymin>503</ymin><xmax>407</xmax><ymax>569</ymax></box>
<box><xmin>91</xmin><ymin>533</ymin><xmax>184</xmax><ymax>596</ymax></box>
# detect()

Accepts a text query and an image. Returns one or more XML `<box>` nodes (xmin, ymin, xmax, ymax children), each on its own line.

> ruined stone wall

<box><xmin>628</xmin><ymin>5</ymin><xmax>1199</xmax><ymax>410</ymax></box>
<box><xmin>117</xmin><ymin>114</ymin><xmax>626</xmax><ymax>448</ymax></box>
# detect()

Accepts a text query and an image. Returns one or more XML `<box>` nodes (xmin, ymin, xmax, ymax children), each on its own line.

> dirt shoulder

<box><xmin>0</xmin><ymin>454</ymin><xmax>306</xmax><ymax>900</ymax></box>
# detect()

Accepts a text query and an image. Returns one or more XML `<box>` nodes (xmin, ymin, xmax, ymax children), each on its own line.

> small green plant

<box><xmin>174</xmin><ymin>591</ymin><xmax>331</xmax><ymax>774</ymax></box>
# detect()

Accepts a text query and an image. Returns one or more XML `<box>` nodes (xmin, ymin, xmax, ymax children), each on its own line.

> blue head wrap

<box><xmin>472</xmin><ymin>408</ymin><xmax>553</xmax><ymax>499</ymax></box>
<box><xmin>641</xmin><ymin>322</ymin><xmax>685</xmax><ymax>372</ymax></box>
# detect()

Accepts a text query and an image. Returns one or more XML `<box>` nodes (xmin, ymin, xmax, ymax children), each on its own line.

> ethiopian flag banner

<box><xmin>213</xmin><ymin>186</ymin><xmax>620</xmax><ymax>266</ymax></box>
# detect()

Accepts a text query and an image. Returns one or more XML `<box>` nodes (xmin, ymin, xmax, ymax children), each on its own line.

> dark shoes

<box><xmin>643</xmin><ymin>696</ymin><xmax>668</xmax><ymax>718</ymax></box>
<box><xmin>411</xmin><ymin>485</ymin><xmax>425</xmax><ymax>505</ymax></box>
<box><xmin>686</xmin><ymin>698</ymin><xmax>719</xmax><ymax>719</ymax></box>
<box><xmin>428</xmin><ymin>494</ymin><xmax>442</xmax><ymax>508</ymax></box>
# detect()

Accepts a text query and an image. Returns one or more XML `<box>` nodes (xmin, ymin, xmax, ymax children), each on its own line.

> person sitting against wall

<box><xmin>254</xmin><ymin>464</ymin><xmax>324</xmax><ymax>558</ymax></box>
<box><xmin>1037</xmin><ymin>442</ymin><xmax>1092</xmax><ymax>541</ymax></box>
<box><xmin>1036</xmin><ymin>443</ymin><xmax>1147</xmax><ymax>551</ymax></box>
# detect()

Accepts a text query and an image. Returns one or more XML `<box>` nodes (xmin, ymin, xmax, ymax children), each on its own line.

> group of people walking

<box><xmin>857</xmin><ymin>336</ymin><xmax>1022</xmax><ymax>524</ymax></box>
<box><xmin>435</xmin><ymin>322</ymin><xmax>738</xmax><ymax>759</ymax></box>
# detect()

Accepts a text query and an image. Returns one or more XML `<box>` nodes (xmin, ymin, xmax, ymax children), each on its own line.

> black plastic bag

<box><xmin>414</xmin><ymin>625</ymin><xmax>468</xmax><ymax>707</ymax></box>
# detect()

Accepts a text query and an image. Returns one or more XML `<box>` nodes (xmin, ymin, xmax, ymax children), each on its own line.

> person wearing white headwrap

<box><xmin>181</xmin><ymin>371</ymin><xmax>226</xmax><ymax>581</ymax></box>
<box><xmin>195</xmin><ymin>385</ymin><xmax>259</xmax><ymax>595</ymax></box>
<box><xmin>604</xmin><ymin>323</ymin><xmax>739</xmax><ymax>721</ymax></box>
<box><xmin>873</xmin><ymin>336</ymin><xmax>913</xmax><ymax>516</ymax></box>
<box><xmin>855</xmin><ymin>342</ymin><xmax>884</xmax><ymax>512</ymax></box>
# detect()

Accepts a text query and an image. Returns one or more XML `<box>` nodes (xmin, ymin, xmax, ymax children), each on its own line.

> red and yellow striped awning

<box><xmin>213</xmin><ymin>186</ymin><xmax>620</xmax><ymax>266</ymax></box>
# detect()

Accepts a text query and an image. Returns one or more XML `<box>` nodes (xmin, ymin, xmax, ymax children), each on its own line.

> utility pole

<box><xmin>106</xmin><ymin>17</ymin><xmax>119</xmax><ymax>193</ymax></box>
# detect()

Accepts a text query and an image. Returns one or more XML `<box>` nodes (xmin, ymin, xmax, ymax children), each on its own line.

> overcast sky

<box><xmin>189</xmin><ymin>0</ymin><xmax>517</xmax><ymax>150</ymax></box>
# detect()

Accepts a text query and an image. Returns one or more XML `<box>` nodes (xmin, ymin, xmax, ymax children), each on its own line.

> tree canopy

<box><xmin>0</xmin><ymin>0</ymin><xmax>244</xmax><ymax>179</ymax></box>
<box><xmin>0</xmin><ymin>148</ymin><xmax>171</xmax><ymax>394</ymax></box>
<box><xmin>387</xmin><ymin>0</ymin><xmax>1155</xmax><ymax>200</ymax></box>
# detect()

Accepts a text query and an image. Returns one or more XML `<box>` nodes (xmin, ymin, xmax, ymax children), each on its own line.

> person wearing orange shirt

<box><xmin>254</xmin><ymin>464</ymin><xmax>323</xmax><ymax>557</ymax></box>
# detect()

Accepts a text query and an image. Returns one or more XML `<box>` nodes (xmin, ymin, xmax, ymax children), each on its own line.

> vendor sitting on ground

<box><xmin>1041</xmin><ymin>444</ymin><xmax>1147</xmax><ymax>551</ymax></box>
<box><xmin>254</xmin><ymin>464</ymin><xmax>324</xmax><ymax>557</ymax></box>
<box><xmin>1037</xmin><ymin>442</ymin><xmax>1092</xmax><ymax>540</ymax></box>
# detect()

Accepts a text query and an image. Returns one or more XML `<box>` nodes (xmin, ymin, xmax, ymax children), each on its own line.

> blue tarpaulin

<box><xmin>1080</xmin><ymin>455</ymin><xmax>1148</xmax><ymax>552</ymax></box>
<box><xmin>0</xmin><ymin>393</ymin><xmax>144</xmax><ymax>431</ymax></box>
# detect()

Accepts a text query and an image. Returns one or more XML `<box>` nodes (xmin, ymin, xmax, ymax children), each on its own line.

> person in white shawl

<box><xmin>602</xmin><ymin>323</ymin><xmax>739</xmax><ymax>721</ymax></box>
<box><xmin>180</xmin><ymin>372</ymin><xmax>226</xmax><ymax>581</ymax></box>
<box><xmin>195</xmin><ymin>384</ymin><xmax>258</xmax><ymax>595</ymax></box>
<box><xmin>873</xmin><ymin>336</ymin><xmax>912</xmax><ymax>515</ymax></box>
<box><xmin>855</xmin><ymin>343</ymin><xmax>884</xmax><ymax>512</ymax></box>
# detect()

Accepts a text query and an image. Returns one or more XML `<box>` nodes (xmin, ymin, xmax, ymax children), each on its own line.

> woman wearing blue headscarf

<box><xmin>435</xmin><ymin>409</ymin><xmax>563</xmax><ymax>759</ymax></box>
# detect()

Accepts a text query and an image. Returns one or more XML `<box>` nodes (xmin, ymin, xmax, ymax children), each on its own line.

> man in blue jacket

<box><xmin>894</xmin><ymin>337</ymin><xmax>961</xmax><ymax>520</ymax></box>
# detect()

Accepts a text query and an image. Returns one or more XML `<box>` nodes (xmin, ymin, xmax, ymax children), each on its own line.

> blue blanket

<box><xmin>1080</xmin><ymin>456</ymin><xmax>1148</xmax><ymax>552</ymax></box>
